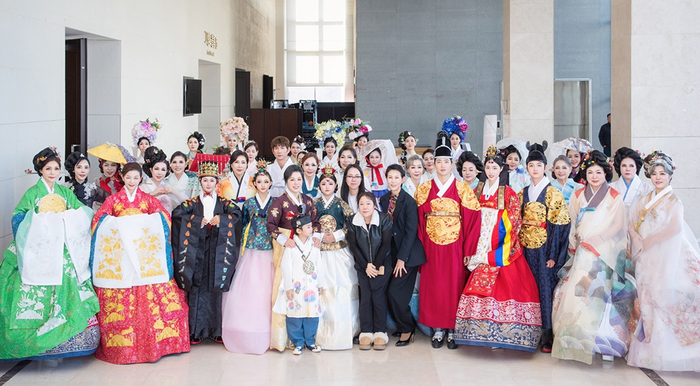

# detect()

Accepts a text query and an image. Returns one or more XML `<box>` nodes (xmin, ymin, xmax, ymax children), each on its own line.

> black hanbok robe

<box><xmin>172</xmin><ymin>196</ymin><xmax>242</xmax><ymax>339</ymax></box>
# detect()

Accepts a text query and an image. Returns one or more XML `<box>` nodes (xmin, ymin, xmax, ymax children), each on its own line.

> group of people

<box><xmin>0</xmin><ymin>117</ymin><xmax>698</xmax><ymax>373</ymax></box>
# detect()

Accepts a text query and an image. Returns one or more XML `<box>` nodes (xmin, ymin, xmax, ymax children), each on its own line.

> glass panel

<box><xmin>294</xmin><ymin>25</ymin><xmax>319</xmax><ymax>51</ymax></box>
<box><xmin>287</xmin><ymin>86</ymin><xmax>317</xmax><ymax>104</ymax></box>
<box><xmin>296</xmin><ymin>56</ymin><xmax>320</xmax><ymax>84</ymax></box>
<box><xmin>322</xmin><ymin>25</ymin><xmax>345</xmax><ymax>51</ymax></box>
<box><xmin>322</xmin><ymin>55</ymin><xmax>345</xmax><ymax>84</ymax></box>
<box><xmin>295</xmin><ymin>0</ymin><xmax>319</xmax><ymax>22</ymax></box>
<box><xmin>315</xmin><ymin>86</ymin><xmax>344</xmax><ymax>102</ymax></box>
<box><xmin>322</xmin><ymin>0</ymin><xmax>345</xmax><ymax>22</ymax></box>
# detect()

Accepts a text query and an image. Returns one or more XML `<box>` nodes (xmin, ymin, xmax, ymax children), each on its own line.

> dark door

<box><xmin>262</xmin><ymin>75</ymin><xmax>273</xmax><ymax>109</ymax></box>
<box><xmin>235</xmin><ymin>69</ymin><xmax>251</xmax><ymax>120</ymax></box>
<box><xmin>65</xmin><ymin>39</ymin><xmax>87</xmax><ymax>156</ymax></box>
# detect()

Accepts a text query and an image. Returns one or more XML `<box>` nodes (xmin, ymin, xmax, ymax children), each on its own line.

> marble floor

<box><xmin>1</xmin><ymin>333</ymin><xmax>698</xmax><ymax>386</ymax></box>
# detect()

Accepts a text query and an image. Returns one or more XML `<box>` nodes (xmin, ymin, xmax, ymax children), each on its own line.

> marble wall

<box><xmin>611</xmin><ymin>0</ymin><xmax>700</xmax><ymax>233</ymax></box>
<box><xmin>0</xmin><ymin>0</ymin><xmax>276</xmax><ymax>251</ymax></box>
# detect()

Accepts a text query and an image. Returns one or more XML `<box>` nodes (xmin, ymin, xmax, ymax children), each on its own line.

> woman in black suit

<box><xmin>380</xmin><ymin>164</ymin><xmax>427</xmax><ymax>346</ymax></box>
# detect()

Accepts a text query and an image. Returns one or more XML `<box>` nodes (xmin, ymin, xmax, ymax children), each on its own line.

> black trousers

<box><xmin>357</xmin><ymin>266</ymin><xmax>390</xmax><ymax>333</ymax></box>
<box><xmin>387</xmin><ymin>264</ymin><xmax>418</xmax><ymax>333</ymax></box>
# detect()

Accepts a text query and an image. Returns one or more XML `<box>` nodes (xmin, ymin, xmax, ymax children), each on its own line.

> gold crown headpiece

<box><xmin>320</xmin><ymin>164</ymin><xmax>336</xmax><ymax>180</ymax></box>
<box><xmin>198</xmin><ymin>161</ymin><xmax>219</xmax><ymax>179</ymax></box>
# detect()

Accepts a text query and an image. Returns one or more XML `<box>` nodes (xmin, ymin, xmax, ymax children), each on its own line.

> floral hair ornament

<box><xmin>643</xmin><ymin>150</ymin><xmax>675</xmax><ymax>178</ymax></box>
<box><xmin>292</xmin><ymin>135</ymin><xmax>307</xmax><ymax>151</ymax></box>
<box><xmin>220</xmin><ymin>117</ymin><xmax>249</xmax><ymax>145</ymax></box>
<box><xmin>314</xmin><ymin>120</ymin><xmax>346</xmax><ymax>148</ymax></box>
<box><xmin>131</xmin><ymin>118</ymin><xmax>161</xmax><ymax>145</ymax></box>
<box><xmin>441</xmin><ymin>115</ymin><xmax>469</xmax><ymax>141</ymax></box>
<box><xmin>344</xmin><ymin>117</ymin><xmax>372</xmax><ymax>140</ymax></box>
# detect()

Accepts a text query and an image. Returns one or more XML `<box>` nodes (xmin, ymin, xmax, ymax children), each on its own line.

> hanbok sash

<box><xmin>92</xmin><ymin>213</ymin><xmax>170</xmax><ymax>288</ymax></box>
<box><xmin>16</xmin><ymin>207</ymin><xmax>94</xmax><ymax>286</ymax></box>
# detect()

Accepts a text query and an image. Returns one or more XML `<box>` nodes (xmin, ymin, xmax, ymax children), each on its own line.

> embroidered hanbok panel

<box><xmin>550</xmin><ymin>178</ymin><xmax>583</xmax><ymax>205</ymax></box>
<box><xmin>0</xmin><ymin>180</ymin><xmax>100</xmax><ymax>360</ymax></box>
<box><xmin>551</xmin><ymin>186</ymin><xmax>636</xmax><ymax>364</ymax></box>
<box><xmin>454</xmin><ymin>185</ymin><xmax>542</xmax><ymax>352</ymax></box>
<box><xmin>217</xmin><ymin>174</ymin><xmax>256</xmax><ymax>209</ymax></box>
<box><xmin>415</xmin><ymin>178</ymin><xmax>481</xmax><ymax>329</ymax></box>
<box><xmin>91</xmin><ymin>188</ymin><xmax>189</xmax><ymax>364</ymax></box>
<box><xmin>519</xmin><ymin>185</ymin><xmax>571</xmax><ymax>330</ymax></box>
<box><xmin>627</xmin><ymin>190</ymin><xmax>700</xmax><ymax>371</ymax></box>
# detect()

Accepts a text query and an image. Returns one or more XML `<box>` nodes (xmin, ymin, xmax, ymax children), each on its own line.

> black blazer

<box><xmin>380</xmin><ymin>189</ymin><xmax>427</xmax><ymax>267</ymax></box>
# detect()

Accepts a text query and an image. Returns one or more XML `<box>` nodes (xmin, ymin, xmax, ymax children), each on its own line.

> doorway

<box><xmin>198</xmin><ymin>60</ymin><xmax>221</xmax><ymax>149</ymax></box>
<box><xmin>65</xmin><ymin>39</ymin><xmax>87</xmax><ymax>157</ymax></box>
<box><xmin>235</xmin><ymin>69</ymin><xmax>251</xmax><ymax>120</ymax></box>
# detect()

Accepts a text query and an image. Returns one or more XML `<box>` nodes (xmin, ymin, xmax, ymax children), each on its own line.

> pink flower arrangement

<box><xmin>220</xmin><ymin>117</ymin><xmax>249</xmax><ymax>145</ymax></box>
<box><xmin>344</xmin><ymin>117</ymin><xmax>373</xmax><ymax>140</ymax></box>
<box><xmin>131</xmin><ymin>118</ymin><xmax>161</xmax><ymax>145</ymax></box>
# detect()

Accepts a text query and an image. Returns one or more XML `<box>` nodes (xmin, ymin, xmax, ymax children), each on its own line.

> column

<box><xmin>502</xmin><ymin>0</ymin><xmax>554</xmax><ymax>143</ymax></box>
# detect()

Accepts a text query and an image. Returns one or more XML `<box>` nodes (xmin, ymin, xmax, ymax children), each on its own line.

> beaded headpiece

<box><xmin>198</xmin><ymin>161</ymin><xmax>219</xmax><ymax>179</ymax></box>
<box><xmin>484</xmin><ymin>145</ymin><xmax>503</xmax><ymax>165</ymax></box>
<box><xmin>253</xmin><ymin>159</ymin><xmax>270</xmax><ymax>179</ymax></box>
<box><xmin>643</xmin><ymin>150</ymin><xmax>675</xmax><ymax>178</ymax></box>
<box><xmin>320</xmin><ymin>164</ymin><xmax>336</xmax><ymax>180</ymax></box>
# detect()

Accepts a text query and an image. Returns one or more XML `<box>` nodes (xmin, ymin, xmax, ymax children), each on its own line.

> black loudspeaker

<box><xmin>263</xmin><ymin>75</ymin><xmax>273</xmax><ymax>109</ymax></box>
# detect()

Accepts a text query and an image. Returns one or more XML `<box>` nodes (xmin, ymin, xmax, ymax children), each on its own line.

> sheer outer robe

<box><xmin>415</xmin><ymin>178</ymin><xmax>481</xmax><ymax>329</ymax></box>
<box><xmin>266</xmin><ymin>191</ymin><xmax>320</xmax><ymax>351</ymax></box>
<box><xmin>627</xmin><ymin>190</ymin><xmax>700</xmax><ymax>371</ymax></box>
<box><xmin>90</xmin><ymin>188</ymin><xmax>189</xmax><ymax>364</ymax></box>
<box><xmin>0</xmin><ymin>180</ymin><xmax>100</xmax><ymax>360</ymax></box>
<box><xmin>171</xmin><ymin>196</ymin><xmax>242</xmax><ymax>293</ymax></box>
<box><xmin>455</xmin><ymin>184</ymin><xmax>542</xmax><ymax>352</ymax></box>
<box><xmin>519</xmin><ymin>184</ymin><xmax>571</xmax><ymax>330</ymax></box>
<box><xmin>551</xmin><ymin>186</ymin><xmax>635</xmax><ymax>364</ymax></box>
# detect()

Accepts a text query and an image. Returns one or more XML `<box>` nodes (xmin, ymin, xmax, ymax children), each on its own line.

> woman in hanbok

<box><xmin>398</xmin><ymin>131</ymin><xmax>418</xmax><ymax>167</ymax></box>
<box><xmin>550</xmin><ymin>155</ymin><xmax>583</xmax><ymax>205</ymax></box>
<box><xmin>186</xmin><ymin>132</ymin><xmax>206</xmax><ymax>169</ymax></box>
<box><xmin>166</xmin><ymin>151</ymin><xmax>200</xmax><ymax>206</ymax></box>
<box><xmin>291</xmin><ymin>135</ymin><xmax>304</xmax><ymax>165</ymax></box>
<box><xmin>501</xmin><ymin>144</ymin><xmax>531</xmax><ymax>194</ymax></box>
<box><xmin>91</xmin><ymin>162</ymin><xmax>189</xmax><ymax>364</ymax></box>
<box><xmin>218</xmin><ymin>150</ymin><xmax>255</xmax><ymax>208</ymax></box>
<box><xmin>267</xmin><ymin>165</ymin><xmax>321</xmax><ymax>351</ymax></box>
<box><xmin>551</xmin><ymin>150</ymin><xmax>636</xmax><ymax>364</ymax></box>
<box><xmin>567</xmin><ymin>149</ymin><xmax>584</xmax><ymax>183</ymax></box>
<box><xmin>64</xmin><ymin>151</ymin><xmax>106</xmax><ymax>209</ymax></box>
<box><xmin>301</xmin><ymin>152</ymin><xmax>320</xmax><ymax>199</ymax></box>
<box><xmin>245</xmin><ymin>141</ymin><xmax>260</xmax><ymax>178</ymax></box>
<box><xmin>340</xmin><ymin>164</ymin><xmax>368</xmax><ymax>213</ymax></box>
<box><xmin>222</xmin><ymin>163</ymin><xmax>275</xmax><ymax>354</ymax></box>
<box><xmin>172</xmin><ymin>161</ymin><xmax>241</xmax><ymax>345</ymax></box>
<box><xmin>135</xmin><ymin>137</ymin><xmax>150</xmax><ymax>165</ymax></box>
<box><xmin>456</xmin><ymin>151</ymin><xmax>484</xmax><ymax>190</ymax></box>
<box><xmin>319</xmin><ymin>137</ymin><xmax>339</xmax><ymax>171</ymax></box>
<box><xmin>0</xmin><ymin>148</ymin><xmax>100</xmax><ymax>361</ymax></box>
<box><xmin>314</xmin><ymin>166</ymin><xmax>360</xmax><ymax>350</ymax></box>
<box><xmin>626</xmin><ymin>151</ymin><xmax>700</xmax><ymax>372</ymax></box>
<box><xmin>422</xmin><ymin>149</ymin><xmax>436</xmax><ymax>179</ymax></box>
<box><xmin>402</xmin><ymin>155</ymin><xmax>429</xmax><ymax>197</ymax></box>
<box><xmin>140</xmin><ymin>147</ymin><xmax>177</xmax><ymax>212</ymax></box>
<box><xmin>610</xmin><ymin>147</ymin><xmax>653</xmax><ymax>213</ymax></box>
<box><xmin>94</xmin><ymin>158</ymin><xmax>123</xmax><ymax>206</ymax></box>
<box><xmin>454</xmin><ymin>145</ymin><xmax>542</xmax><ymax>352</ymax></box>
<box><xmin>519</xmin><ymin>143</ymin><xmax>571</xmax><ymax>353</ymax></box>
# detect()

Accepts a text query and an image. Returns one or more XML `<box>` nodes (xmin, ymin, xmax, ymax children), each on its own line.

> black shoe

<box><xmin>353</xmin><ymin>335</ymin><xmax>360</xmax><ymax>345</ymax></box>
<box><xmin>395</xmin><ymin>330</ymin><xmax>415</xmax><ymax>347</ymax></box>
<box><xmin>391</xmin><ymin>331</ymin><xmax>401</xmax><ymax>338</ymax></box>
<box><xmin>541</xmin><ymin>341</ymin><xmax>552</xmax><ymax>353</ymax></box>
<box><xmin>447</xmin><ymin>339</ymin><xmax>458</xmax><ymax>350</ymax></box>
<box><xmin>431</xmin><ymin>336</ymin><xmax>444</xmax><ymax>349</ymax></box>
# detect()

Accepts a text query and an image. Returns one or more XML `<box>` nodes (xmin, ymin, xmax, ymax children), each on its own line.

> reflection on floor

<box><xmin>1</xmin><ymin>333</ymin><xmax>698</xmax><ymax>386</ymax></box>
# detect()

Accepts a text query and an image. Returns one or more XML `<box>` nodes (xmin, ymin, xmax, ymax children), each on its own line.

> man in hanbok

<box><xmin>415</xmin><ymin>131</ymin><xmax>481</xmax><ymax>349</ymax></box>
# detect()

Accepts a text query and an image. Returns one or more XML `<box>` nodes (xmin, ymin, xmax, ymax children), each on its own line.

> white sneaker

<box><xmin>293</xmin><ymin>346</ymin><xmax>303</xmax><ymax>355</ymax></box>
<box><xmin>307</xmin><ymin>344</ymin><xmax>321</xmax><ymax>353</ymax></box>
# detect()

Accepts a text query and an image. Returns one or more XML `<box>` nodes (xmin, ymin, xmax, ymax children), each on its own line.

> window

<box><xmin>286</xmin><ymin>0</ymin><xmax>349</xmax><ymax>102</ymax></box>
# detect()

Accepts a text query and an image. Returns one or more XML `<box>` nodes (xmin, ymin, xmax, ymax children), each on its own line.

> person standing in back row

<box><xmin>599</xmin><ymin>113</ymin><xmax>611</xmax><ymax>157</ymax></box>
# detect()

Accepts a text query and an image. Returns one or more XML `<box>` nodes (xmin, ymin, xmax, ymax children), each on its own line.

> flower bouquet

<box><xmin>343</xmin><ymin>117</ymin><xmax>372</xmax><ymax>140</ymax></box>
<box><xmin>314</xmin><ymin>120</ymin><xmax>346</xmax><ymax>148</ymax></box>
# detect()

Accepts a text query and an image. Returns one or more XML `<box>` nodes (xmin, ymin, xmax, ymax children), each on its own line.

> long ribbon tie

<box><xmin>369</xmin><ymin>163</ymin><xmax>384</xmax><ymax>186</ymax></box>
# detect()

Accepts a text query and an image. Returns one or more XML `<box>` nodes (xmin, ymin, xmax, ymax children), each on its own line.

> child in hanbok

<box><xmin>272</xmin><ymin>215</ymin><xmax>325</xmax><ymax>355</ymax></box>
<box><xmin>552</xmin><ymin>150</ymin><xmax>636</xmax><ymax>364</ymax></box>
<box><xmin>171</xmin><ymin>161</ymin><xmax>242</xmax><ymax>345</ymax></box>
<box><xmin>314</xmin><ymin>165</ymin><xmax>360</xmax><ymax>350</ymax></box>
<box><xmin>364</xmin><ymin>147</ymin><xmax>389</xmax><ymax>199</ymax></box>
<box><xmin>222</xmin><ymin>162</ymin><xmax>275</xmax><ymax>354</ymax></box>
